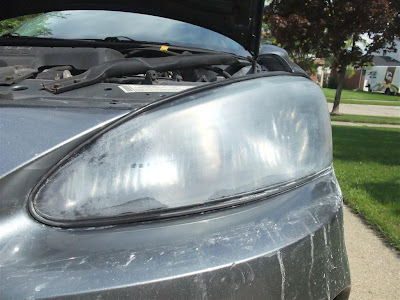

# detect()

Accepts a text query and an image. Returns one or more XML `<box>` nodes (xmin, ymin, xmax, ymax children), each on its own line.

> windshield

<box><xmin>9</xmin><ymin>10</ymin><xmax>250</xmax><ymax>57</ymax></box>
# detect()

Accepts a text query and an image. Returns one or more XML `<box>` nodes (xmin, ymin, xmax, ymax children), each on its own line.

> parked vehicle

<box><xmin>365</xmin><ymin>66</ymin><xmax>400</xmax><ymax>95</ymax></box>
<box><xmin>0</xmin><ymin>1</ymin><xmax>350</xmax><ymax>299</ymax></box>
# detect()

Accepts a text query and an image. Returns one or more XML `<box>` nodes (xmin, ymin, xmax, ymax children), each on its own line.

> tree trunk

<box><xmin>331</xmin><ymin>70</ymin><xmax>346</xmax><ymax>115</ymax></box>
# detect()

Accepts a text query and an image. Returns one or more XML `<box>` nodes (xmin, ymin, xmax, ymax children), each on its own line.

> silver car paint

<box><xmin>0</xmin><ymin>75</ymin><xmax>350</xmax><ymax>299</ymax></box>
<box><xmin>0</xmin><ymin>107</ymin><xmax>129</xmax><ymax>178</ymax></box>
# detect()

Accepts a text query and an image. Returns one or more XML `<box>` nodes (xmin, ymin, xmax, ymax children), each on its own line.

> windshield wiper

<box><xmin>0</xmin><ymin>32</ymin><xmax>21</xmax><ymax>38</ymax></box>
<box><xmin>104</xmin><ymin>36</ymin><xmax>169</xmax><ymax>44</ymax></box>
<box><xmin>0</xmin><ymin>34</ymin><xmax>235</xmax><ymax>56</ymax></box>
<box><xmin>80</xmin><ymin>36</ymin><xmax>171</xmax><ymax>47</ymax></box>
<box><xmin>104</xmin><ymin>36</ymin><xmax>137</xmax><ymax>42</ymax></box>
<box><xmin>0</xmin><ymin>34</ymin><xmax>139</xmax><ymax>43</ymax></box>
<box><xmin>0</xmin><ymin>34</ymin><xmax>164</xmax><ymax>49</ymax></box>
<box><xmin>0</xmin><ymin>34</ymin><xmax>92</xmax><ymax>42</ymax></box>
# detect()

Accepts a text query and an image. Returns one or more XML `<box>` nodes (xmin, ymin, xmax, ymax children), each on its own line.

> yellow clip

<box><xmin>160</xmin><ymin>45</ymin><xmax>169</xmax><ymax>51</ymax></box>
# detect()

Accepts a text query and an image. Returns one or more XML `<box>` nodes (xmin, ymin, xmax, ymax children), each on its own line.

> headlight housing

<box><xmin>31</xmin><ymin>76</ymin><xmax>332</xmax><ymax>226</ymax></box>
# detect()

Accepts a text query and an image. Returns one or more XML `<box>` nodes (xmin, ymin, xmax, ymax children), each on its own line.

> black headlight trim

<box><xmin>29</xmin><ymin>166</ymin><xmax>333</xmax><ymax>228</ymax></box>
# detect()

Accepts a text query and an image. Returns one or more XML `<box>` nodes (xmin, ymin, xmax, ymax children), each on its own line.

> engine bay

<box><xmin>0</xmin><ymin>46</ymin><xmax>254</xmax><ymax>108</ymax></box>
<box><xmin>0</xmin><ymin>45</ymin><xmax>304</xmax><ymax>108</ymax></box>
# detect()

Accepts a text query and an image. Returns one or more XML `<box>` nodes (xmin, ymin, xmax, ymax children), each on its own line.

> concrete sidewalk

<box><xmin>331</xmin><ymin>121</ymin><xmax>400</xmax><ymax>128</ymax></box>
<box><xmin>344</xmin><ymin>206</ymin><xmax>400</xmax><ymax>299</ymax></box>
<box><xmin>327</xmin><ymin>103</ymin><xmax>400</xmax><ymax>117</ymax></box>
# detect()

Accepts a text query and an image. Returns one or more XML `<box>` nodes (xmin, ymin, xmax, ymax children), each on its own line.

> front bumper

<box><xmin>0</xmin><ymin>168</ymin><xmax>350</xmax><ymax>299</ymax></box>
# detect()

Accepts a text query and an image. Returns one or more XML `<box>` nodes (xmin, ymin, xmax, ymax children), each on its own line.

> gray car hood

<box><xmin>0</xmin><ymin>107</ymin><xmax>128</xmax><ymax>179</ymax></box>
<box><xmin>0</xmin><ymin>0</ymin><xmax>264</xmax><ymax>55</ymax></box>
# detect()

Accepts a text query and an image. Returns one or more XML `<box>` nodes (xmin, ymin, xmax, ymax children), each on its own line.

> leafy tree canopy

<box><xmin>0</xmin><ymin>15</ymin><xmax>38</xmax><ymax>34</ymax></box>
<box><xmin>265</xmin><ymin>0</ymin><xmax>400</xmax><ymax>113</ymax></box>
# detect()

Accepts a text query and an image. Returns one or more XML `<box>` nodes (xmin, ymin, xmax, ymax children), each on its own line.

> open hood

<box><xmin>0</xmin><ymin>0</ymin><xmax>264</xmax><ymax>55</ymax></box>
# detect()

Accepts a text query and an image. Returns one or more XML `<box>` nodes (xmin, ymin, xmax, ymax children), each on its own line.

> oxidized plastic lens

<box><xmin>33</xmin><ymin>76</ymin><xmax>332</xmax><ymax>224</ymax></box>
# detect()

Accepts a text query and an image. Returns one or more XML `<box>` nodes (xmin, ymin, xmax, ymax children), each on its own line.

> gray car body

<box><xmin>0</xmin><ymin>2</ymin><xmax>350</xmax><ymax>298</ymax></box>
<box><xmin>0</xmin><ymin>74</ymin><xmax>350</xmax><ymax>299</ymax></box>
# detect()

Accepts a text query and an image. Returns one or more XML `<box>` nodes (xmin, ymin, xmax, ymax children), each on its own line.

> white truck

<box><xmin>364</xmin><ymin>66</ymin><xmax>400</xmax><ymax>95</ymax></box>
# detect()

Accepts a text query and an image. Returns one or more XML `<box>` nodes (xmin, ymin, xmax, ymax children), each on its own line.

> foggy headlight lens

<box><xmin>32</xmin><ymin>76</ymin><xmax>332</xmax><ymax>225</ymax></box>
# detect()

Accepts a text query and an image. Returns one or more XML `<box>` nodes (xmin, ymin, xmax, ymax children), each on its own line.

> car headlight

<box><xmin>31</xmin><ymin>76</ymin><xmax>332</xmax><ymax>226</ymax></box>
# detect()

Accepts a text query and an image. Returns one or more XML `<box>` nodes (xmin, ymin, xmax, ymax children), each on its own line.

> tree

<box><xmin>262</xmin><ymin>22</ymin><xmax>324</xmax><ymax>76</ymax></box>
<box><xmin>265</xmin><ymin>0</ymin><xmax>400</xmax><ymax>114</ymax></box>
<box><xmin>0</xmin><ymin>13</ymin><xmax>67</xmax><ymax>37</ymax></box>
<box><xmin>0</xmin><ymin>15</ymin><xmax>38</xmax><ymax>34</ymax></box>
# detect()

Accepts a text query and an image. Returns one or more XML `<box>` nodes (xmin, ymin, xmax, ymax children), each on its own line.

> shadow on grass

<box><xmin>359</xmin><ymin>179</ymin><xmax>400</xmax><ymax>209</ymax></box>
<box><xmin>332</xmin><ymin>126</ymin><xmax>400</xmax><ymax>166</ymax></box>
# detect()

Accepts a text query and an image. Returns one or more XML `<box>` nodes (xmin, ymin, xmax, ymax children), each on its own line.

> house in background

<box><xmin>314</xmin><ymin>39</ymin><xmax>400</xmax><ymax>92</ymax></box>
<box><xmin>341</xmin><ymin>55</ymin><xmax>400</xmax><ymax>92</ymax></box>
<box><xmin>362</xmin><ymin>56</ymin><xmax>400</xmax><ymax>94</ymax></box>
<box><xmin>351</xmin><ymin>39</ymin><xmax>400</xmax><ymax>92</ymax></box>
<box><xmin>373</xmin><ymin>39</ymin><xmax>400</xmax><ymax>62</ymax></box>
<box><xmin>315</xmin><ymin>55</ymin><xmax>400</xmax><ymax>93</ymax></box>
<box><xmin>308</xmin><ymin>58</ymin><xmax>325</xmax><ymax>85</ymax></box>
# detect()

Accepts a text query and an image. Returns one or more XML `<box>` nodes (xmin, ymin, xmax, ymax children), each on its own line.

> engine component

<box><xmin>36</xmin><ymin>66</ymin><xmax>73</xmax><ymax>80</ymax></box>
<box><xmin>0</xmin><ymin>46</ymin><xmax>124</xmax><ymax>70</ymax></box>
<box><xmin>42</xmin><ymin>54</ymin><xmax>241</xmax><ymax>94</ymax></box>
<box><xmin>0</xmin><ymin>65</ymin><xmax>37</xmax><ymax>85</ymax></box>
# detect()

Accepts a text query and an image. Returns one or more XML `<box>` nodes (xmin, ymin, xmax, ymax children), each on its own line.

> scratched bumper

<box><xmin>0</xmin><ymin>169</ymin><xmax>350</xmax><ymax>299</ymax></box>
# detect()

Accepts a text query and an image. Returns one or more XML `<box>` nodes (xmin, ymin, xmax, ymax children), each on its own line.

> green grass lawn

<box><xmin>332</xmin><ymin>126</ymin><xmax>400</xmax><ymax>249</ymax></box>
<box><xmin>326</xmin><ymin>98</ymin><xmax>400</xmax><ymax>106</ymax></box>
<box><xmin>323</xmin><ymin>88</ymin><xmax>400</xmax><ymax>101</ymax></box>
<box><xmin>331</xmin><ymin>114</ymin><xmax>400</xmax><ymax>125</ymax></box>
